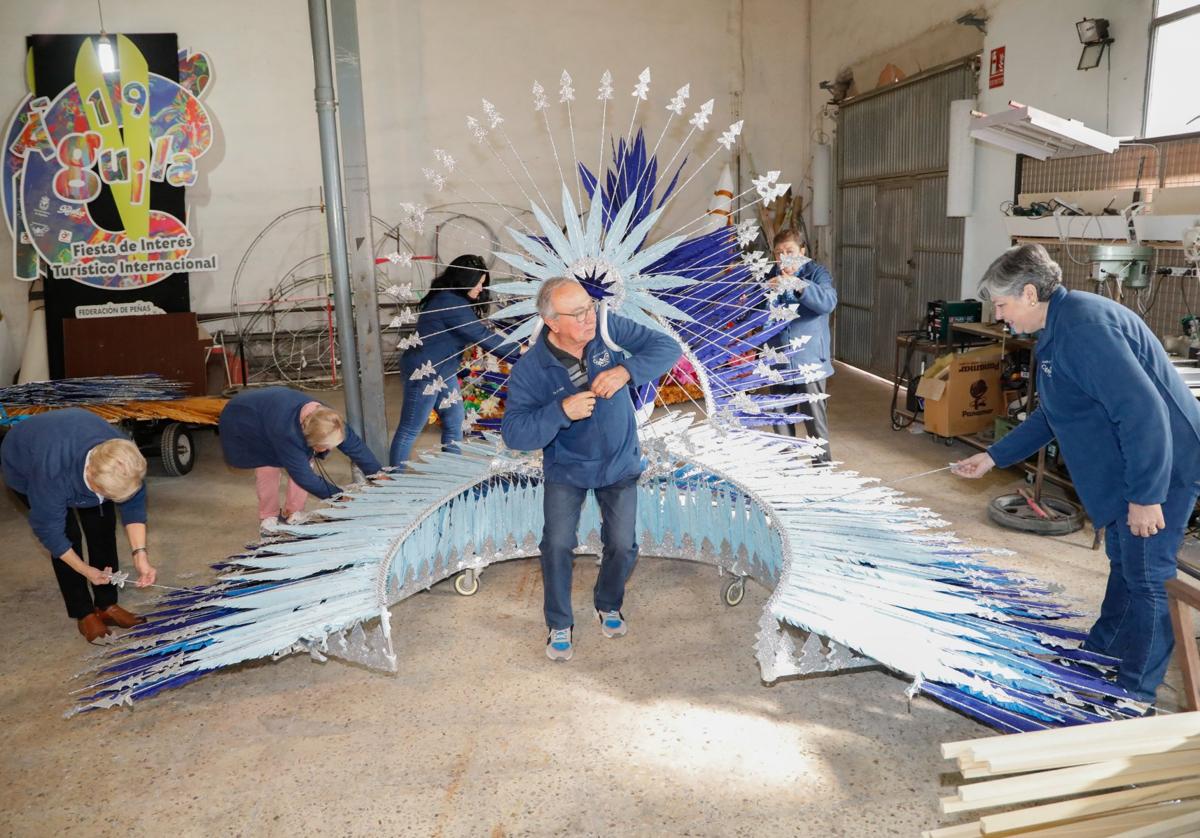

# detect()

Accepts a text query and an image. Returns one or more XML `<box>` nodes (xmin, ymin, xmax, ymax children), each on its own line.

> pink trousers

<box><xmin>255</xmin><ymin>467</ymin><xmax>310</xmax><ymax>520</ymax></box>
<box><xmin>255</xmin><ymin>465</ymin><xmax>309</xmax><ymax>518</ymax></box>
<box><xmin>255</xmin><ymin>402</ymin><xmax>323</xmax><ymax>521</ymax></box>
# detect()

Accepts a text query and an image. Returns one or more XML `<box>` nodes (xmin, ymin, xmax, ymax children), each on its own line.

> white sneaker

<box><xmin>596</xmin><ymin>610</ymin><xmax>627</xmax><ymax>639</ymax></box>
<box><xmin>259</xmin><ymin>516</ymin><xmax>280</xmax><ymax>536</ymax></box>
<box><xmin>284</xmin><ymin>510</ymin><xmax>310</xmax><ymax>525</ymax></box>
<box><xmin>546</xmin><ymin>627</ymin><xmax>573</xmax><ymax>662</ymax></box>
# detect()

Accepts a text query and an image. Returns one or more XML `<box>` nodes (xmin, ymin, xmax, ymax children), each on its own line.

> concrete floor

<box><xmin>1</xmin><ymin>365</ymin><xmax>1193</xmax><ymax>837</ymax></box>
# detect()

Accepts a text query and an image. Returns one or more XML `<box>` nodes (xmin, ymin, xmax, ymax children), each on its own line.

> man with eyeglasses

<box><xmin>502</xmin><ymin>276</ymin><xmax>681</xmax><ymax>662</ymax></box>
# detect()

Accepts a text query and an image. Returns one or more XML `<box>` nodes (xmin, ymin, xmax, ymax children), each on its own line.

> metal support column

<box><xmin>307</xmin><ymin>0</ymin><xmax>365</xmax><ymax>439</ymax></box>
<box><xmin>331</xmin><ymin>0</ymin><xmax>389</xmax><ymax>459</ymax></box>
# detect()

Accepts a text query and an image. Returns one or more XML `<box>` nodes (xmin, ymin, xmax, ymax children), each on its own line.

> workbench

<box><xmin>890</xmin><ymin>323</ymin><xmax>1079</xmax><ymax>520</ymax></box>
<box><xmin>893</xmin><ymin>323</ymin><xmax>1200</xmax><ymax>557</ymax></box>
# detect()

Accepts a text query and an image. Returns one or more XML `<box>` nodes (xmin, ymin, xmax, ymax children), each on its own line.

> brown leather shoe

<box><xmin>78</xmin><ymin>612</ymin><xmax>111</xmax><ymax>643</ymax></box>
<box><xmin>95</xmin><ymin>604</ymin><xmax>146</xmax><ymax>628</ymax></box>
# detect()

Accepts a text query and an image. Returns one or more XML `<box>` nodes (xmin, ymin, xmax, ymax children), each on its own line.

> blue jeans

<box><xmin>388</xmin><ymin>375</ymin><xmax>465</xmax><ymax>468</ymax></box>
<box><xmin>1085</xmin><ymin>482</ymin><xmax>1200</xmax><ymax>702</ymax></box>
<box><xmin>540</xmin><ymin>475</ymin><xmax>640</xmax><ymax>630</ymax></box>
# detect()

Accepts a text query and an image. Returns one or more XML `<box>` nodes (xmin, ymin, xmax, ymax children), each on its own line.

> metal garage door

<box><xmin>834</xmin><ymin>59</ymin><xmax>977</xmax><ymax>377</ymax></box>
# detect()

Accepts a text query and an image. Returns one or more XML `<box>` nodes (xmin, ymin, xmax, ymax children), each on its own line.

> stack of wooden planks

<box><xmin>927</xmin><ymin>712</ymin><xmax>1200</xmax><ymax>837</ymax></box>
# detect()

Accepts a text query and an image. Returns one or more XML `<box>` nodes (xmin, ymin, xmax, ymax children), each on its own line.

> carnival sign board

<box><xmin>4</xmin><ymin>35</ymin><xmax>217</xmax><ymax>289</ymax></box>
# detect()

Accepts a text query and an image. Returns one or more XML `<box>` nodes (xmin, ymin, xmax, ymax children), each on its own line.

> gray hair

<box><xmin>536</xmin><ymin>277</ymin><xmax>582</xmax><ymax>320</ymax></box>
<box><xmin>977</xmin><ymin>243</ymin><xmax>1063</xmax><ymax>301</ymax></box>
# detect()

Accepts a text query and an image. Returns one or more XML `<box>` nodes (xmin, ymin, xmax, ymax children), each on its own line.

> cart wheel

<box><xmin>987</xmin><ymin>493</ymin><xmax>1085</xmax><ymax>536</ymax></box>
<box><xmin>160</xmin><ymin>423</ymin><xmax>195</xmax><ymax>477</ymax></box>
<box><xmin>723</xmin><ymin>576</ymin><xmax>746</xmax><ymax>607</ymax></box>
<box><xmin>944</xmin><ymin>437</ymin><xmax>954</xmax><ymax>446</ymax></box>
<box><xmin>454</xmin><ymin>569</ymin><xmax>479</xmax><ymax>596</ymax></box>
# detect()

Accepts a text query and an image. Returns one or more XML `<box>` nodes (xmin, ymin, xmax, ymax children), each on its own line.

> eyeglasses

<box><xmin>552</xmin><ymin>300</ymin><xmax>599</xmax><ymax>324</ymax></box>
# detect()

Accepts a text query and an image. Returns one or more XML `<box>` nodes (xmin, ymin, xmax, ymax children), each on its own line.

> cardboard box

<box><xmin>916</xmin><ymin>346</ymin><xmax>1003</xmax><ymax>437</ymax></box>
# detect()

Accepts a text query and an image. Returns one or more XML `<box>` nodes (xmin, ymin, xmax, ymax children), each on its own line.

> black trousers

<box><xmin>13</xmin><ymin>492</ymin><xmax>120</xmax><ymax>619</ymax></box>
<box><xmin>773</xmin><ymin>379</ymin><xmax>832</xmax><ymax>463</ymax></box>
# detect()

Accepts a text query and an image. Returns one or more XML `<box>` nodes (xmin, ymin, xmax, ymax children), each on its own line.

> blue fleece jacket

<box><xmin>219</xmin><ymin>387</ymin><xmax>382</xmax><ymax>499</ymax></box>
<box><xmin>1</xmin><ymin>408</ymin><xmax>148</xmax><ymax>558</ymax></box>
<box><xmin>766</xmin><ymin>260</ymin><xmax>838</xmax><ymax>379</ymax></box>
<box><xmin>401</xmin><ymin>290</ymin><xmax>520</xmax><ymax>383</ymax></box>
<box><xmin>501</xmin><ymin>314</ymin><xmax>681</xmax><ymax>489</ymax></box>
<box><xmin>989</xmin><ymin>286</ymin><xmax>1200</xmax><ymax>527</ymax></box>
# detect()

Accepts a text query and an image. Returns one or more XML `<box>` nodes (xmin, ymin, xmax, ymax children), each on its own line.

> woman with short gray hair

<box><xmin>954</xmin><ymin>243</ymin><xmax>1200</xmax><ymax>709</ymax></box>
<box><xmin>977</xmin><ymin>241</ymin><xmax>1063</xmax><ymax>303</ymax></box>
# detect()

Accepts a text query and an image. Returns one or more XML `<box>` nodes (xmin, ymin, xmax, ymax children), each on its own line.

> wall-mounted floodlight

<box><xmin>1076</xmin><ymin>17</ymin><xmax>1112</xmax><ymax>71</ymax></box>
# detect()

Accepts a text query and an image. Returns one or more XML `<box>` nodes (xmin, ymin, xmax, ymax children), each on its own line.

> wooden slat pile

<box><xmin>927</xmin><ymin>713</ymin><xmax>1200</xmax><ymax>837</ymax></box>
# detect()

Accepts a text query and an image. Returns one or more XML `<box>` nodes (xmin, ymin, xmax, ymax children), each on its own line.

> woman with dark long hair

<box><xmin>389</xmin><ymin>254</ymin><xmax>519</xmax><ymax>468</ymax></box>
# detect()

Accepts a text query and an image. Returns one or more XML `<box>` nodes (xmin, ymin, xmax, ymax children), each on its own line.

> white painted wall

<box><xmin>809</xmin><ymin>0</ymin><xmax>1153</xmax><ymax>299</ymax></box>
<box><xmin>963</xmin><ymin>0</ymin><xmax>1152</xmax><ymax>294</ymax></box>
<box><xmin>807</xmin><ymin>0</ymin><xmax>985</xmax><ymax>266</ymax></box>
<box><xmin>810</xmin><ymin>0</ymin><xmax>984</xmax><ymax>101</ymax></box>
<box><xmin>0</xmin><ymin>0</ymin><xmax>812</xmax><ymax>384</ymax></box>
<box><xmin>740</xmin><ymin>0</ymin><xmax>811</xmax><ymax>233</ymax></box>
<box><xmin>5</xmin><ymin>0</ymin><xmax>1151</xmax><ymax>385</ymax></box>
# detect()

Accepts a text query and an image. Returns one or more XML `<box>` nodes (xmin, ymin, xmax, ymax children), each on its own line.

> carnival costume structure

<box><xmin>72</xmin><ymin>70</ymin><xmax>1146</xmax><ymax>732</ymax></box>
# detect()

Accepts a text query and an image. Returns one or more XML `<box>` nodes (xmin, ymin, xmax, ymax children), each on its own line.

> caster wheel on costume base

<box><xmin>723</xmin><ymin>576</ymin><xmax>746</xmax><ymax>607</ymax></box>
<box><xmin>454</xmin><ymin>570</ymin><xmax>479</xmax><ymax>596</ymax></box>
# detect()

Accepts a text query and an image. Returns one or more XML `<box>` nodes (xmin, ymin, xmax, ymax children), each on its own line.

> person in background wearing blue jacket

<box><xmin>766</xmin><ymin>229</ymin><xmax>837</xmax><ymax>462</ymax></box>
<box><xmin>501</xmin><ymin>277</ymin><xmax>681</xmax><ymax>662</ymax></box>
<box><xmin>390</xmin><ymin>254</ymin><xmax>520</xmax><ymax>468</ymax></box>
<box><xmin>954</xmin><ymin>244</ymin><xmax>1200</xmax><ymax>708</ymax></box>
<box><xmin>2</xmin><ymin>409</ymin><xmax>157</xmax><ymax>642</ymax></box>
<box><xmin>220</xmin><ymin>386</ymin><xmax>384</xmax><ymax>536</ymax></box>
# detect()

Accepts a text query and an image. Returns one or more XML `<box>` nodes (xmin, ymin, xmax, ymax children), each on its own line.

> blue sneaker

<box><xmin>596</xmin><ymin>609</ymin><xmax>627</xmax><ymax>639</ymax></box>
<box><xmin>546</xmin><ymin>627</ymin><xmax>573</xmax><ymax>662</ymax></box>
